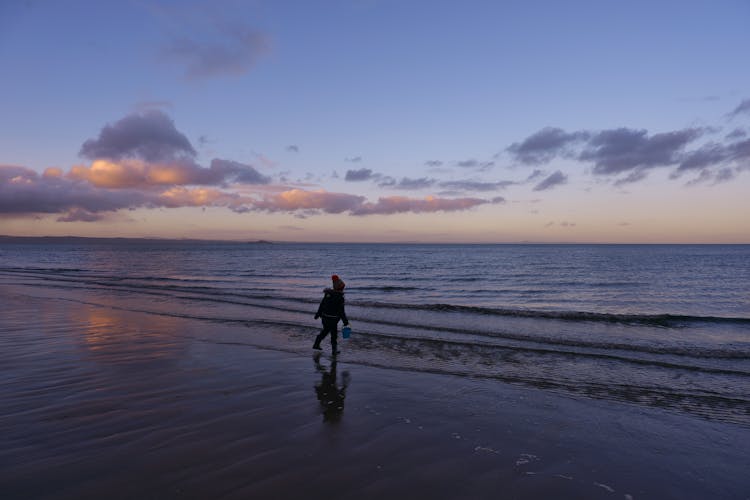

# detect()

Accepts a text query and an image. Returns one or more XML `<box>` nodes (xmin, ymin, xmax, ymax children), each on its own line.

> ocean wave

<box><xmin>5</xmin><ymin>268</ymin><xmax>750</xmax><ymax>330</ymax></box>
<box><xmin>354</xmin><ymin>300</ymin><xmax>750</xmax><ymax>326</ymax></box>
<box><xmin>353</xmin><ymin>285</ymin><xmax>422</xmax><ymax>292</ymax></box>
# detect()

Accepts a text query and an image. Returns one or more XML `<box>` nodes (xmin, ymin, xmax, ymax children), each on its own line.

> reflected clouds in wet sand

<box><xmin>313</xmin><ymin>352</ymin><xmax>349</xmax><ymax>424</ymax></box>
<box><xmin>71</xmin><ymin>300</ymin><xmax>186</xmax><ymax>364</ymax></box>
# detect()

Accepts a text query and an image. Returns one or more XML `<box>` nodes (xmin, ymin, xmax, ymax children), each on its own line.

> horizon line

<box><xmin>1</xmin><ymin>235</ymin><xmax>748</xmax><ymax>245</ymax></box>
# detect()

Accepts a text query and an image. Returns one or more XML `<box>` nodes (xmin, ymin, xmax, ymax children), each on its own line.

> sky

<box><xmin>1</xmin><ymin>0</ymin><xmax>749</xmax><ymax>243</ymax></box>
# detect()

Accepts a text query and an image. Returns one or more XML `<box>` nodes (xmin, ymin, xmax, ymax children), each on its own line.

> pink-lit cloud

<box><xmin>352</xmin><ymin>195</ymin><xmax>493</xmax><ymax>215</ymax></box>
<box><xmin>0</xmin><ymin>165</ymin><xmax>152</xmax><ymax>217</ymax></box>
<box><xmin>252</xmin><ymin>189</ymin><xmax>366</xmax><ymax>214</ymax></box>
<box><xmin>65</xmin><ymin>158</ymin><xmax>269</xmax><ymax>189</ymax></box>
<box><xmin>1</xmin><ymin>165</ymin><xmax>501</xmax><ymax>222</ymax></box>
<box><xmin>1</xmin><ymin>109</ymin><xmax>508</xmax><ymax>223</ymax></box>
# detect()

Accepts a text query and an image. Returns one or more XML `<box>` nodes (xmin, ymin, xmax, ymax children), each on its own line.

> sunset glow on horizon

<box><xmin>1</xmin><ymin>1</ymin><xmax>749</xmax><ymax>243</ymax></box>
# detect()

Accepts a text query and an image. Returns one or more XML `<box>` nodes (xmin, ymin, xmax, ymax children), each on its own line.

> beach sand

<box><xmin>1</xmin><ymin>286</ymin><xmax>748</xmax><ymax>499</ymax></box>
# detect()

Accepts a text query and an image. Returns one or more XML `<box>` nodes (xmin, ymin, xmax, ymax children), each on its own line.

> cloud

<box><xmin>714</xmin><ymin>168</ymin><xmax>737</xmax><ymax>183</ymax></box>
<box><xmin>424</xmin><ymin>160</ymin><xmax>443</xmax><ymax>167</ymax></box>
<box><xmin>249</xmin><ymin>190</ymin><xmax>500</xmax><ymax>216</ymax></box>
<box><xmin>525</xmin><ymin>169</ymin><xmax>545</xmax><ymax>182</ymax></box>
<box><xmin>345</xmin><ymin>168</ymin><xmax>375</xmax><ymax>181</ymax></box>
<box><xmin>1</xmin><ymin>164</ymin><xmax>244</xmax><ymax>220</ymax></box>
<box><xmin>0</xmin><ymin>163</ymin><xmax>267</xmax><ymax>220</ymax></box>
<box><xmin>379</xmin><ymin>177</ymin><xmax>436</xmax><ymax>189</ymax></box>
<box><xmin>728</xmin><ymin>99</ymin><xmax>750</xmax><ymax>119</ymax></box>
<box><xmin>73</xmin><ymin>112</ymin><xmax>272</xmax><ymax>188</ymax></box>
<box><xmin>352</xmin><ymin>195</ymin><xmax>490</xmax><ymax>215</ymax></box>
<box><xmin>0</xmin><ymin>165</ymin><xmax>33</xmax><ymax>183</ymax></box>
<box><xmin>80</xmin><ymin>110</ymin><xmax>196</xmax><ymax>162</ymax></box>
<box><xmin>0</xmin><ymin>165</ymin><xmax>152</xmax><ymax>217</ymax></box>
<box><xmin>438</xmin><ymin>180</ymin><xmax>514</xmax><ymax>192</ymax></box>
<box><xmin>2</xmin><ymin>164</ymin><xmax>507</xmax><ymax>221</ymax></box>
<box><xmin>545</xmin><ymin>220</ymin><xmax>576</xmax><ymax>228</ymax></box>
<box><xmin>684</xmin><ymin>167</ymin><xmax>739</xmax><ymax>187</ymax></box>
<box><xmin>684</xmin><ymin>169</ymin><xmax>717</xmax><ymax>186</ymax></box>
<box><xmin>455</xmin><ymin>159</ymin><xmax>495</xmax><ymax>170</ymax></box>
<box><xmin>252</xmin><ymin>189</ymin><xmax>366</xmax><ymax>214</ymax></box>
<box><xmin>614</xmin><ymin>169</ymin><xmax>649</xmax><ymax>187</ymax></box>
<box><xmin>66</xmin><ymin>158</ymin><xmax>270</xmax><ymax>189</ymax></box>
<box><xmin>163</xmin><ymin>24</ymin><xmax>270</xmax><ymax>79</ymax></box>
<box><xmin>580</xmin><ymin>127</ymin><xmax>703</xmax><ymax>175</ymax></box>
<box><xmin>533</xmin><ymin>170</ymin><xmax>567</xmax><ymax>191</ymax></box>
<box><xmin>671</xmin><ymin>135</ymin><xmax>749</xmax><ymax>178</ymax></box>
<box><xmin>507</xmin><ymin>127</ymin><xmax>590</xmax><ymax>165</ymax></box>
<box><xmin>158</xmin><ymin>186</ymin><xmax>240</xmax><ymax>208</ymax></box>
<box><xmin>56</xmin><ymin>208</ymin><xmax>107</xmax><ymax>222</ymax></box>
<box><xmin>506</xmin><ymin>127</ymin><xmax>588</xmax><ymax>165</ymax></box>
<box><xmin>731</xmin><ymin>138</ymin><xmax>750</xmax><ymax>160</ymax></box>
<box><xmin>377</xmin><ymin>175</ymin><xmax>514</xmax><ymax>192</ymax></box>
<box><xmin>377</xmin><ymin>176</ymin><xmax>396</xmax><ymax>187</ymax></box>
<box><xmin>210</xmin><ymin>159</ymin><xmax>271</xmax><ymax>184</ymax></box>
<box><xmin>504</xmin><ymin>120</ymin><xmax>750</xmax><ymax>183</ymax></box>
<box><xmin>676</xmin><ymin>143</ymin><xmax>730</xmax><ymax>173</ymax></box>
<box><xmin>726</xmin><ymin>128</ymin><xmax>747</xmax><ymax>140</ymax></box>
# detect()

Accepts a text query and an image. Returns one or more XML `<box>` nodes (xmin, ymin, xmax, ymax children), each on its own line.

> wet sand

<box><xmin>1</xmin><ymin>287</ymin><xmax>748</xmax><ymax>499</ymax></box>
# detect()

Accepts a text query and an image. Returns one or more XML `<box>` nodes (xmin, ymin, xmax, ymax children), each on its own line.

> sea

<box><xmin>1</xmin><ymin>240</ymin><xmax>749</xmax><ymax>426</ymax></box>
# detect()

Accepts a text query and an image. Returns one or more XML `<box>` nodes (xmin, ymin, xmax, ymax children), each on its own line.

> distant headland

<box><xmin>0</xmin><ymin>236</ymin><xmax>274</xmax><ymax>245</ymax></box>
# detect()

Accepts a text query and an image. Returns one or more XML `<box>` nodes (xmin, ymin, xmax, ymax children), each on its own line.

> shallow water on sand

<box><xmin>1</xmin><ymin>290</ymin><xmax>749</xmax><ymax>499</ymax></box>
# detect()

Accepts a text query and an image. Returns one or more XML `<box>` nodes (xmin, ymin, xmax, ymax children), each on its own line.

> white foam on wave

<box><xmin>515</xmin><ymin>453</ymin><xmax>539</xmax><ymax>466</ymax></box>
<box><xmin>594</xmin><ymin>481</ymin><xmax>615</xmax><ymax>493</ymax></box>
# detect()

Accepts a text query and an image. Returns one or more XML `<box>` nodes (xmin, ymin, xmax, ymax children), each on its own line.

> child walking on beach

<box><xmin>313</xmin><ymin>275</ymin><xmax>349</xmax><ymax>355</ymax></box>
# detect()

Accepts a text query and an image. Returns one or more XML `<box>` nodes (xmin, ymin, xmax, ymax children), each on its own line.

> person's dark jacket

<box><xmin>315</xmin><ymin>288</ymin><xmax>348</xmax><ymax>324</ymax></box>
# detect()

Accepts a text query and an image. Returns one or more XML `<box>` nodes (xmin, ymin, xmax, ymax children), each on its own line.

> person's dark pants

<box><xmin>314</xmin><ymin>316</ymin><xmax>340</xmax><ymax>351</ymax></box>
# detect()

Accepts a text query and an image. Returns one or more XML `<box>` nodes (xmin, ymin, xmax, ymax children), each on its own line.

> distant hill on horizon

<box><xmin>0</xmin><ymin>235</ymin><xmax>275</xmax><ymax>245</ymax></box>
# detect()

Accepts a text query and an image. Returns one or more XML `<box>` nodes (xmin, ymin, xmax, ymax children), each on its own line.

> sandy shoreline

<box><xmin>1</xmin><ymin>286</ymin><xmax>748</xmax><ymax>499</ymax></box>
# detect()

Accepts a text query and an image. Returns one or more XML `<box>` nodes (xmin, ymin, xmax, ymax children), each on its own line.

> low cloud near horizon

<box><xmin>1</xmin><ymin>111</ymin><xmax>502</xmax><ymax>221</ymax></box>
<box><xmin>0</xmin><ymin>164</ymin><xmax>501</xmax><ymax>221</ymax></box>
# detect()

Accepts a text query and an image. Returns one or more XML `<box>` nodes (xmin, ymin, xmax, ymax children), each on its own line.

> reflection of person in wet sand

<box><xmin>313</xmin><ymin>352</ymin><xmax>350</xmax><ymax>423</ymax></box>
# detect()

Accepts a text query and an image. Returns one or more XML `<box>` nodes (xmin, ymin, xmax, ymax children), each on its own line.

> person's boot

<box><xmin>313</xmin><ymin>332</ymin><xmax>324</xmax><ymax>350</ymax></box>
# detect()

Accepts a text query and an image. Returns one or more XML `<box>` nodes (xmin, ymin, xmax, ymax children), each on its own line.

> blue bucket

<box><xmin>342</xmin><ymin>325</ymin><xmax>352</xmax><ymax>339</ymax></box>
